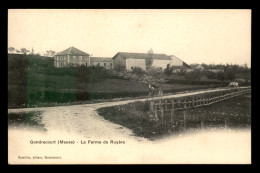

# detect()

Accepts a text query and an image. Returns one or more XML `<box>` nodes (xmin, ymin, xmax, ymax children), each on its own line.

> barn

<box><xmin>90</xmin><ymin>57</ymin><xmax>114</xmax><ymax>70</ymax></box>
<box><xmin>112</xmin><ymin>52</ymin><xmax>191</xmax><ymax>72</ymax></box>
<box><xmin>112</xmin><ymin>52</ymin><xmax>172</xmax><ymax>71</ymax></box>
<box><xmin>54</xmin><ymin>47</ymin><xmax>90</xmax><ymax>67</ymax></box>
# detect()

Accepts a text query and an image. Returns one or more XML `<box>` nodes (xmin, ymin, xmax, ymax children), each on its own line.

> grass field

<box><xmin>8</xmin><ymin>65</ymin><xmax>229</xmax><ymax>108</ymax></box>
<box><xmin>8</xmin><ymin>111</ymin><xmax>46</xmax><ymax>131</ymax></box>
<box><xmin>97</xmin><ymin>92</ymin><xmax>251</xmax><ymax>140</ymax></box>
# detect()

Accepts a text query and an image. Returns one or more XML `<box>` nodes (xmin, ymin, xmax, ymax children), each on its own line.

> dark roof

<box><xmin>55</xmin><ymin>47</ymin><xmax>90</xmax><ymax>56</ymax></box>
<box><xmin>91</xmin><ymin>57</ymin><xmax>113</xmax><ymax>62</ymax></box>
<box><xmin>113</xmin><ymin>52</ymin><xmax>172</xmax><ymax>60</ymax></box>
<box><xmin>183</xmin><ymin>62</ymin><xmax>192</xmax><ymax>69</ymax></box>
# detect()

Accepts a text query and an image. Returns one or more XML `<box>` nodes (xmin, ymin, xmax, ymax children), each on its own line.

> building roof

<box><xmin>169</xmin><ymin>55</ymin><xmax>191</xmax><ymax>69</ymax></box>
<box><xmin>55</xmin><ymin>46</ymin><xmax>90</xmax><ymax>56</ymax></box>
<box><xmin>113</xmin><ymin>52</ymin><xmax>172</xmax><ymax>60</ymax></box>
<box><xmin>91</xmin><ymin>57</ymin><xmax>113</xmax><ymax>62</ymax></box>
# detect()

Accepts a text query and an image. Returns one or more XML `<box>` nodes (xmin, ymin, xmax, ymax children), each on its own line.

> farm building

<box><xmin>112</xmin><ymin>52</ymin><xmax>191</xmax><ymax>72</ymax></box>
<box><xmin>208</xmin><ymin>68</ymin><xmax>225</xmax><ymax>73</ymax></box>
<box><xmin>90</xmin><ymin>57</ymin><xmax>114</xmax><ymax>70</ymax></box>
<box><xmin>54</xmin><ymin>47</ymin><xmax>90</xmax><ymax>67</ymax></box>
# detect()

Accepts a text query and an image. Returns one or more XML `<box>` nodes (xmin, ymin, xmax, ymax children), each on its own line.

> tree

<box><xmin>114</xmin><ymin>64</ymin><xmax>126</xmax><ymax>72</ymax></box>
<box><xmin>146</xmin><ymin>48</ymin><xmax>153</xmax><ymax>69</ymax></box>
<box><xmin>20</xmin><ymin>48</ymin><xmax>30</xmax><ymax>54</ymax></box>
<box><xmin>8</xmin><ymin>47</ymin><xmax>15</xmax><ymax>53</ymax></box>
<box><xmin>44</xmin><ymin>50</ymin><xmax>56</xmax><ymax>57</ymax></box>
<box><xmin>216</xmin><ymin>72</ymin><xmax>226</xmax><ymax>82</ymax></box>
<box><xmin>184</xmin><ymin>70</ymin><xmax>202</xmax><ymax>81</ymax></box>
<box><xmin>132</xmin><ymin>67</ymin><xmax>145</xmax><ymax>76</ymax></box>
<box><xmin>164</xmin><ymin>64</ymin><xmax>173</xmax><ymax>76</ymax></box>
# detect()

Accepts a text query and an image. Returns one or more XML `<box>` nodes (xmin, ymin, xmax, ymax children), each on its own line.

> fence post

<box><xmin>171</xmin><ymin>100</ymin><xmax>175</xmax><ymax>130</ymax></box>
<box><xmin>201</xmin><ymin>113</ymin><xmax>204</xmax><ymax>130</ymax></box>
<box><xmin>165</xmin><ymin>99</ymin><xmax>168</xmax><ymax>131</ymax></box>
<box><xmin>183</xmin><ymin>104</ymin><xmax>187</xmax><ymax>131</ymax></box>
<box><xmin>150</xmin><ymin>101</ymin><xmax>154</xmax><ymax>113</ymax></box>
<box><xmin>154</xmin><ymin>106</ymin><xmax>158</xmax><ymax>122</ymax></box>
<box><xmin>225</xmin><ymin>118</ymin><xmax>228</xmax><ymax>131</ymax></box>
<box><xmin>160</xmin><ymin>101</ymin><xmax>164</xmax><ymax>125</ymax></box>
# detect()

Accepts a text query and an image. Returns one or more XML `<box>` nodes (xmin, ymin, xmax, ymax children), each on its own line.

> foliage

<box><xmin>164</xmin><ymin>64</ymin><xmax>173</xmax><ymax>76</ymax></box>
<box><xmin>20</xmin><ymin>48</ymin><xmax>30</xmax><ymax>54</ymax></box>
<box><xmin>132</xmin><ymin>67</ymin><xmax>145</xmax><ymax>76</ymax></box>
<box><xmin>146</xmin><ymin>66</ymin><xmax>163</xmax><ymax>76</ymax></box>
<box><xmin>44</xmin><ymin>50</ymin><xmax>56</xmax><ymax>57</ymax></box>
<box><xmin>8</xmin><ymin>47</ymin><xmax>15</xmax><ymax>53</ymax></box>
<box><xmin>184</xmin><ymin>70</ymin><xmax>202</xmax><ymax>81</ymax></box>
<box><xmin>114</xmin><ymin>63</ymin><xmax>126</xmax><ymax>72</ymax></box>
<box><xmin>145</xmin><ymin>48</ymin><xmax>153</xmax><ymax>69</ymax></box>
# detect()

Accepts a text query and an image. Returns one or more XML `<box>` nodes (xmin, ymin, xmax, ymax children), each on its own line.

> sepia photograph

<box><xmin>8</xmin><ymin>9</ymin><xmax>251</xmax><ymax>164</ymax></box>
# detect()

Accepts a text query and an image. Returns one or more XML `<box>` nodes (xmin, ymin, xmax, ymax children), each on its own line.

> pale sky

<box><xmin>8</xmin><ymin>9</ymin><xmax>251</xmax><ymax>67</ymax></box>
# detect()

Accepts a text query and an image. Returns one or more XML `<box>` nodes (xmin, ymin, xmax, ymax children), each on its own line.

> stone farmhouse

<box><xmin>54</xmin><ymin>47</ymin><xmax>90</xmax><ymax>67</ymax></box>
<box><xmin>54</xmin><ymin>47</ymin><xmax>114</xmax><ymax>68</ymax></box>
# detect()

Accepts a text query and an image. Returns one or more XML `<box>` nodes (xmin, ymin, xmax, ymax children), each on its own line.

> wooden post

<box><xmin>171</xmin><ymin>100</ymin><xmax>175</xmax><ymax>130</ymax></box>
<box><xmin>149</xmin><ymin>101</ymin><xmax>154</xmax><ymax>113</ymax></box>
<box><xmin>225</xmin><ymin>118</ymin><xmax>228</xmax><ymax>131</ymax></box>
<box><xmin>161</xmin><ymin>103</ymin><xmax>164</xmax><ymax>124</ymax></box>
<box><xmin>165</xmin><ymin>99</ymin><xmax>168</xmax><ymax>131</ymax></box>
<box><xmin>201</xmin><ymin>113</ymin><xmax>204</xmax><ymax>129</ymax></box>
<box><xmin>183</xmin><ymin>104</ymin><xmax>187</xmax><ymax>131</ymax></box>
<box><xmin>192</xmin><ymin>98</ymin><xmax>194</xmax><ymax>107</ymax></box>
<box><xmin>154</xmin><ymin>106</ymin><xmax>158</xmax><ymax>122</ymax></box>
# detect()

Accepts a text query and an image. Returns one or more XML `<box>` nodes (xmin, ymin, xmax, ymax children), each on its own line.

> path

<box><xmin>8</xmin><ymin>86</ymin><xmax>250</xmax><ymax>142</ymax></box>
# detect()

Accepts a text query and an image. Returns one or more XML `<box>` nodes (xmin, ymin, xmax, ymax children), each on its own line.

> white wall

<box><xmin>153</xmin><ymin>59</ymin><xmax>172</xmax><ymax>69</ymax></box>
<box><xmin>169</xmin><ymin>56</ymin><xmax>184</xmax><ymax>66</ymax></box>
<box><xmin>126</xmin><ymin>59</ymin><xmax>146</xmax><ymax>70</ymax></box>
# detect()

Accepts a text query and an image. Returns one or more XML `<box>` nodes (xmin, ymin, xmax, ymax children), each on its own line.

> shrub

<box><xmin>114</xmin><ymin>64</ymin><xmax>126</xmax><ymax>72</ymax></box>
<box><xmin>164</xmin><ymin>64</ymin><xmax>173</xmax><ymax>76</ymax></box>
<box><xmin>132</xmin><ymin>67</ymin><xmax>145</xmax><ymax>76</ymax></box>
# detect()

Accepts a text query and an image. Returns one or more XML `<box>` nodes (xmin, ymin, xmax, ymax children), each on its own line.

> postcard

<box><xmin>8</xmin><ymin>9</ymin><xmax>251</xmax><ymax>164</ymax></box>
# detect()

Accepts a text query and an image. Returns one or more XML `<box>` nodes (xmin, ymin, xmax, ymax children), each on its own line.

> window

<box><xmin>79</xmin><ymin>56</ymin><xmax>82</xmax><ymax>61</ymax></box>
<box><xmin>98</xmin><ymin>63</ymin><xmax>100</xmax><ymax>66</ymax></box>
<box><xmin>104</xmin><ymin>63</ymin><xmax>106</xmax><ymax>66</ymax></box>
<box><xmin>131</xmin><ymin>67</ymin><xmax>133</xmax><ymax>69</ymax></box>
<box><xmin>61</xmin><ymin>63</ymin><xmax>63</xmax><ymax>67</ymax></box>
<box><xmin>110</xmin><ymin>63</ymin><xmax>112</xmax><ymax>66</ymax></box>
<box><xmin>86</xmin><ymin>63</ymin><xmax>88</xmax><ymax>66</ymax></box>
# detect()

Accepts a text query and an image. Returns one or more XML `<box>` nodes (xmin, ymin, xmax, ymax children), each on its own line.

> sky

<box><xmin>8</xmin><ymin>9</ymin><xmax>251</xmax><ymax>67</ymax></box>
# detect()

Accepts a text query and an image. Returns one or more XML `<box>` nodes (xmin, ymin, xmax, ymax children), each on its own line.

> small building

<box><xmin>195</xmin><ymin>65</ymin><xmax>205</xmax><ymax>71</ymax></box>
<box><xmin>208</xmin><ymin>69</ymin><xmax>224</xmax><ymax>73</ymax></box>
<box><xmin>90</xmin><ymin>57</ymin><xmax>114</xmax><ymax>70</ymax></box>
<box><xmin>112</xmin><ymin>52</ymin><xmax>172</xmax><ymax>71</ymax></box>
<box><xmin>54</xmin><ymin>47</ymin><xmax>90</xmax><ymax>68</ymax></box>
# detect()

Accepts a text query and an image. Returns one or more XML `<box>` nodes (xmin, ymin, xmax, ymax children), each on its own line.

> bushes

<box><xmin>164</xmin><ymin>64</ymin><xmax>173</xmax><ymax>76</ymax></box>
<box><xmin>114</xmin><ymin>64</ymin><xmax>126</xmax><ymax>72</ymax></box>
<box><xmin>132</xmin><ymin>67</ymin><xmax>145</xmax><ymax>76</ymax></box>
<box><xmin>184</xmin><ymin>70</ymin><xmax>202</xmax><ymax>81</ymax></box>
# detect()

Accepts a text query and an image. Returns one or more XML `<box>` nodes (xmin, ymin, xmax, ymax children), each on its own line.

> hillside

<box><xmin>8</xmin><ymin>54</ymin><xmax>250</xmax><ymax>108</ymax></box>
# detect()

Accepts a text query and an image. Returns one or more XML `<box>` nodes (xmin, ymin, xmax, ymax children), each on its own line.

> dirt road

<box><xmin>8</xmin><ymin>86</ymin><xmax>250</xmax><ymax>142</ymax></box>
<box><xmin>8</xmin><ymin>86</ymin><xmax>251</xmax><ymax>164</ymax></box>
